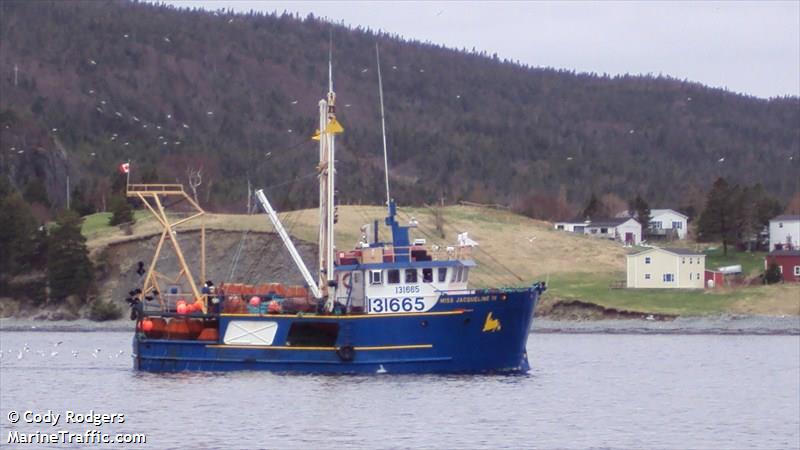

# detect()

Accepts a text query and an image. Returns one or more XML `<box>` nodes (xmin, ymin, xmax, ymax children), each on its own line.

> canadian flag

<box><xmin>119</xmin><ymin>162</ymin><xmax>130</xmax><ymax>174</ymax></box>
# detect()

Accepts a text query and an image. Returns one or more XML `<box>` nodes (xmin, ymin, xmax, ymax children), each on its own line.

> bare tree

<box><xmin>186</xmin><ymin>167</ymin><xmax>202</xmax><ymax>205</ymax></box>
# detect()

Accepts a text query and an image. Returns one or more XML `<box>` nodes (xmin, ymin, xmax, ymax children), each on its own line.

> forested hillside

<box><xmin>1</xmin><ymin>0</ymin><xmax>798</xmax><ymax>218</ymax></box>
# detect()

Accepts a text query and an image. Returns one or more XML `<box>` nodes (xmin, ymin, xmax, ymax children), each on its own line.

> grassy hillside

<box><xmin>84</xmin><ymin>204</ymin><xmax>799</xmax><ymax>316</ymax></box>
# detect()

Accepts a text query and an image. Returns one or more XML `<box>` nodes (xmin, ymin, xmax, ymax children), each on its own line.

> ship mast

<box><xmin>318</xmin><ymin>43</ymin><xmax>343</xmax><ymax>312</ymax></box>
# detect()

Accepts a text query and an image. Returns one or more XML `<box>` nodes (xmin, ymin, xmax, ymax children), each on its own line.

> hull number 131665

<box><xmin>368</xmin><ymin>297</ymin><xmax>425</xmax><ymax>313</ymax></box>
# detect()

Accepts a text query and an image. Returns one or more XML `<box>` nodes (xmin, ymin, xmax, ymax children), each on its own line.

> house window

<box><xmin>697</xmin><ymin>273</ymin><xmax>700</xmax><ymax>280</ymax></box>
<box><xmin>600</xmin><ymin>227</ymin><xmax>608</xmax><ymax>234</ymax></box>
<box><xmin>557</xmin><ymin>225</ymin><xmax>564</xmax><ymax>230</ymax></box>
<box><xmin>438</xmin><ymin>267</ymin><xmax>448</xmax><ymax>282</ymax></box>
<box><xmin>644</xmin><ymin>273</ymin><xmax>651</xmax><ymax>280</ymax></box>
<box><xmin>387</xmin><ymin>269</ymin><xmax>400</xmax><ymax>284</ymax></box>
<box><xmin>779</xmin><ymin>222</ymin><xmax>783</xmax><ymax>228</ymax></box>
<box><xmin>673</xmin><ymin>221</ymin><xmax>683</xmax><ymax>229</ymax></box>
<box><xmin>653</xmin><ymin>221</ymin><xmax>663</xmax><ymax>229</ymax></box>
<box><xmin>689</xmin><ymin>258</ymin><xmax>693</xmax><ymax>264</ymax></box>
<box><xmin>370</xmin><ymin>270</ymin><xmax>382</xmax><ymax>285</ymax></box>
<box><xmin>405</xmin><ymin>269</ymin><xmax>418</xmax><ymax>283</ymax></box>
<box><xmin>645</xmin><ymin>257</ymin><xmax>651</xmax><ymax>264</ymax></box>
<box><xmin>794</xmin><ymin>266</ymin><xmax>800</xmax><ymax>276</ymax></box>
<box><xmin>663</xmin><ymin>273</ymin><xmax>674</xmax><ymax>282</ymax></box>
<box><xmin>682</xmin><ymin>258</ymin><xmax>686</xmax><ymax>264</ymax></box>
<box><xmin>422</xmin><ymin>268</ymin><xmax>433</xmax><ymax>283</ymax></box>
<box><xmin>689</xmin><ymin>273</ymin><xmax>693</xmax><ymax>280</ymax></box>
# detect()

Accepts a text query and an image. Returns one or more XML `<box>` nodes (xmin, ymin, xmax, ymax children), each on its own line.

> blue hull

<box><xmin>133</xmin><ymin>287</ymin><xmax>541</xmax><ymax>374</ymax></box>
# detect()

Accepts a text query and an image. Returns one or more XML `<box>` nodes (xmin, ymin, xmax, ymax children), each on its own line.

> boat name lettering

<box><xmin>440</xmin><ymin>296</ymin><xmax>494</xmax><ymax>304</ymax></box>
<box><xmin>395</xmin><ymin>285</ymin><xmax>420</xmax><ymax>294</ymax></box>
<box><xmin>368</xmin><ymin>297</ymin><xmax>425</xmax><ymax>313</ymax></box>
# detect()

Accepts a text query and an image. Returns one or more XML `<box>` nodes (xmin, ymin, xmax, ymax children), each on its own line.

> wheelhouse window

<box><xmin>387</xmin><ymin>269</ymin><xmax>400</xmax><ymax>284</ymax></box>
<box><xmin>438</xmin><ymin>267</ymin><xmax>448</xmax><ymax>282</ymax></box>
<box><xmin>370</xmin><ymin>270</ymin><xmax>382</xmax><ymax>285</ymax></box>
<box><xmin>462</xmin><ymin>268</ymin><xmax>470</xmax><ymax>282</ymax></box>
<box><xmin>405</xmin><ymin>268</ymin><xmax>418</xmax><ymax>283</ymax></box>
<box><xmin>422</xmin><ymin>268</ymin><xmax>433</xmax><ymax>283</ymax></box>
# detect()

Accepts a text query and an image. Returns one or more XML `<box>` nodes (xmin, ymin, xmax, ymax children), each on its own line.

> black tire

<box><xmin>337</xmin><ymin>344</ymin><xmax>355</xmax><ymax>362</ymax></box>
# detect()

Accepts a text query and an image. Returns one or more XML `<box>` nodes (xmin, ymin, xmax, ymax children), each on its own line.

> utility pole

<box><xmin>13</xmin><ymin>64</ymin><xmax>18</xmax><ymax>87</ymax></box>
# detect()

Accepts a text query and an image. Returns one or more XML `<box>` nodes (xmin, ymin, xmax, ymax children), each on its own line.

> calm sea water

<box><xmin>0</xmin><ymin>331</ymin><xmax>797</xmax><ymax>450</ymax></box>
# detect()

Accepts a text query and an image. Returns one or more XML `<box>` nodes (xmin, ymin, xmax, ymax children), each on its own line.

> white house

<box><xmin>626</xmin><ymin>247</ymin><xmax>706</xmax><ymax>289</ymax></box>
<box><xmin>584</xmin><ymin>218</ymin><xmax>642</xmax><ymax>245</ymax></box>
<box><xmin>769</xmin><ymin>214</ymin><xmax>800</xmax><ymax>251</ymax></box>
<box><xmin>649</xmin><ymin>209</ymin><xmax>689</xmax><ymax>240</ymax></box>
<box><xmin>553</xmin><ymin>220</ymin><xmax>590</xmax><ymax>233</ymax></box>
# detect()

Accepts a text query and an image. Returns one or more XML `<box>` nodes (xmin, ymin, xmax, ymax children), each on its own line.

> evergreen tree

<box><xmin>581</xmin><ymin>193</ymin><xmax>607</xmax><ymax>220</ymax></box>
<box><xmin>108</xmin><ymin>195</ymin><xmax>134</xmax><ymax>226</ymax></box>
<box><xmin>0</xmin><ymin>191</ymin><xmax>38</xmax><ymax>275</ymax></box>
<box><xmin>47</xmin><ymin>210</ymin><xmax>93</xmax><ymax>301</ymax></box>
<box><xmin>628</xmin><ymin>195</ymin><xmax>652</xmax><ymax>237</ymax></box>
<box><xmin>697</xmin><ymin>178</ymin><xmax>739</xmax><ymax>256</ymax></box>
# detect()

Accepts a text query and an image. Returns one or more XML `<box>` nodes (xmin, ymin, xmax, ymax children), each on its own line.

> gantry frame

<box><xmin>126</xmin><ymin>183</ymin><xmax>207</xmax><ymax>313</ymax></box>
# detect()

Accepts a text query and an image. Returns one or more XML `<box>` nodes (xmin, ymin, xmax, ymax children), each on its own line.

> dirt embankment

<box><xmin>535</xmin><ymin>296</ymin><xmax>677</xmax><ymax>321</ymax></box>
<box><xmin>1</xmin><ymin>230</ymin><xmax>318</xmax><ymax>320</ymax></box>
<box><xmin>95</xmin><ymin>229</ymin><xmax>318</xmax><ymax>305</ymax></box>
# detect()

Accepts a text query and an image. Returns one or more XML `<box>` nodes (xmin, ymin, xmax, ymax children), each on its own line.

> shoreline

<box><xmin>1</xmin><ymin>315</ymin><xmax>798</xmax><ymax>335</ymax></box>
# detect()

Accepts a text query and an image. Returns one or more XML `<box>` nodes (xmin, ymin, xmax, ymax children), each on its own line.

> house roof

<box><xmin>767</xmin><ymin>249</ymin><xmax>800</xmax><ymax>257</ymax></box>
<box><xmin>588</xmin><ymin>217</ymin><xmax>639</xmax><ymax>227</ymax></box>
<box><xmin>663</xmin><ymin>247</ymin><xmax>704</xmax><ymax>256</ymax></box>
<box><xmin>771</xmin><ymin>214</ymin><xmax>800</xmax><ymax>222</ymax></box>
<box><xmin>651</xmin><ymin>209</ymin><xmax>688</xmax><ymax>219</ymax></box>
<box><xmin>628</xmin><ymin>247</ymin><xmax>704</xmax><ymax>257</ymax></box>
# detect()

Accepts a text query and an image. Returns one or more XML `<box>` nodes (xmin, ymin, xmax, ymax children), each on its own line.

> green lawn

<box><xmin>545</xmin><ymin>272</ymin><xmax>753</xmax><ymax>316</ymax></box>
<box><xmin>703</xmin><ymin>246</ymin><xmax>766</xmax><ymax>276</ymax></box>
<box><xmin>81</xmin><ymin>210</ymin><xmax>150</xmax><ymax>237</ymax></box>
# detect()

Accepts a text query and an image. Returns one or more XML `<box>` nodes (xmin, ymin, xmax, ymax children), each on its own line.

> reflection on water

<box><xmin>1</xmin><ymin>332</ymin><xmax>798</xmax><ymax>449</ymax></box>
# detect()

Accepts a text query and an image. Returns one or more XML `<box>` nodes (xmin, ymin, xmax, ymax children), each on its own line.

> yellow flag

<box><xmin>327</xmin><ymin>117</ymin><xmax>344</xmax><ymax>134</ymax></box>
<box><xmin>311</xmin><ymin>129</ymin><xmax>321</xmax><ymax>141</ymax></box>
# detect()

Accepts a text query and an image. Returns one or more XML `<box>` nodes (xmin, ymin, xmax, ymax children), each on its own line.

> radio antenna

<box><xmin>376</xmin><ymin>43</ymin><xmax>391</xmax><ymax>209</ymax></box>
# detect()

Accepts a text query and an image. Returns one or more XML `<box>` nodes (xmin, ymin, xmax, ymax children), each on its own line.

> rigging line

<box><xmin>437</xmin><ymin>216</ymin><xmax>525</xmax><ymax>284</ymax></box>
<box><xmin>376</xmin><ymin>43</ymin><xmax>391</xmax><ymax>208</ymax></box>
<box><xmin>395</xmin><ymin>209</ymin><xmax>505</xmax><ymax>288</ymax></box>
<box><xmin>403</xmin><ymin>208</ymin><xmax>514</xmax><ymax>286</ymax></box>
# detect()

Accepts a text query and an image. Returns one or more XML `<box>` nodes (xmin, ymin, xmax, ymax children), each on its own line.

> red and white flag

<box><xmin>119</xmin><ymin>162</ymin><xmax>130</xmax><ymax>174</ymax></box>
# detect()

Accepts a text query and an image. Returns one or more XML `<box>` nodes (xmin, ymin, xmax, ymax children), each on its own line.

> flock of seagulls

<box><xmin>0</xmin><ymin>342</ymin><xmax>126</xmax><ymax>362</ymax></box>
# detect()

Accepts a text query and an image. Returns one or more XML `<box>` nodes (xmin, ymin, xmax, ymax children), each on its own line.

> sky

<box><xmin>160</xmin><ymin>1</ymin><xmax>800</xmax><ymax>99</ymax></box>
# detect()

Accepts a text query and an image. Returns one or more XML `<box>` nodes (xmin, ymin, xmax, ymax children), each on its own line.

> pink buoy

<box><xmin>249</xmin><ymin>296</ymin><xmax>261</xmax><ymax>307</ymax></box>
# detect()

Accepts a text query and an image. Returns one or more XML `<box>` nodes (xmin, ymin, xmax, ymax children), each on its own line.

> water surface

<box><xmin>1</xmin><ymin>332</ymin><xmax>797</xmax><ymax>449</ymax></box>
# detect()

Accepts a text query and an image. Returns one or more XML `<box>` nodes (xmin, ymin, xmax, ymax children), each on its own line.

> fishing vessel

<box><xmin>129</xmin><ymin>49</ymin><xmax>546</xmax><ymax>374</ymax></box>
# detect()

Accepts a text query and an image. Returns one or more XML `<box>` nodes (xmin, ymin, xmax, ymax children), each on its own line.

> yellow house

<box><xmin>626</xmin><ymin>247</ymin><xmax>705</xmax><ymax>289</ymax></box>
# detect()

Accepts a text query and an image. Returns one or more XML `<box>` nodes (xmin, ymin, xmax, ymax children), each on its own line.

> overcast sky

<box><xmin>161</xmin><ymin>1</ymin><xmax>799</xmax><ymax>99</ymax></box>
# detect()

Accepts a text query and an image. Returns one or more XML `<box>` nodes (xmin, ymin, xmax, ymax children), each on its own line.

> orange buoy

<box><xmin>187</xmin><ymin>319</ymin><xmax>204</xmax><ymax>338</ymax></box>
<box><xmin>166</xmin><ymin>318</ymin><xmax>190</xmax><ymax>339</ymax></box>
<box><xmin>197</xmin><ymin>327</ymin><xmax>219</xmax><ymax>341</ymax></box>
<box><xmin>177</xmin><ymin>303</ymin><xmax>188</xmax><ymax>314</ymax></box>
<box><xmin>141</xmin><ymin>319</ymin><xmax>154</xmax><ymax>332</ymax></box>
<box><xmin>148</xmin><ymin>318</ymin><xmax>167</xmax><ymax>339</ymax></box>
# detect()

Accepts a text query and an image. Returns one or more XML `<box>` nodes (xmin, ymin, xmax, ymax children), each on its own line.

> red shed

<box><xmin>764</xmin><ymin>250</ymin><xmax>800</xmax><ymax>283</ymax></box>
<box><xmin>704</xmin><ymin>270</ymin><xmax>725</xmax><ymax>288</ymax></box>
